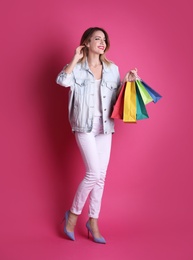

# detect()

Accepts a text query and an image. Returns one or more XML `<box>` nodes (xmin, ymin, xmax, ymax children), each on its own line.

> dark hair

<box><xmin>79</xmin><ymin>27</ymin><xmax>112</xmax><ymax>65</ymax></box>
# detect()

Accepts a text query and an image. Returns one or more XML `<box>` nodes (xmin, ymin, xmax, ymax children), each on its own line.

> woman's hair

<box><xmin>79</xmin><ymin>27</ymin><xmax>112</xmax><ymax>65</ymax></box>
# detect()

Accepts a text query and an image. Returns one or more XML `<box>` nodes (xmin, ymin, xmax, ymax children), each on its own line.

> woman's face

<box><xmin>86</xmin><ymin>30</ymin><xmax>107</xmax><ymax>55</ymax></box>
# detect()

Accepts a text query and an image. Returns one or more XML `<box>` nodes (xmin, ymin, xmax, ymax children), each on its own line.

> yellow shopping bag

<box><xmin>123</xmin><ymin>81</ymin><xmax>136</xmax><ymax>123</ymax></box>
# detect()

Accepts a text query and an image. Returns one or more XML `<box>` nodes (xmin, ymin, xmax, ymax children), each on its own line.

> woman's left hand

<box><xmin>123</xmin><ymin>68</ymin><xmax>140</xmax><ymax>83</ymax></box>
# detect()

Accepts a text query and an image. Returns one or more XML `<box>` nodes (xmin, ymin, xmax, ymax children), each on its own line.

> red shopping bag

<box><xmin>111</xmin><ymin>83</ymin><xmax>126</xmax><ymax>119</ymax></box>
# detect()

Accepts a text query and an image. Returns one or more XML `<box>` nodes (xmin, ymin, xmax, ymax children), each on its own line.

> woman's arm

<box><xmin>64</xmin><ymin>45</ymin><xmax>85</xmax><ymax>74</ymax></box>
<box><xmin>56</xmin><ymin>45</ymin><xmax>85</xmax><ymax>87</ymax></box>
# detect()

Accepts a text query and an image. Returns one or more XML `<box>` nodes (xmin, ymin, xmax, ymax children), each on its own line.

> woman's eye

<box><xmin>95</xmin><ymin>37</ymin><xmax>106</xmax><ymax>42</ymax></box>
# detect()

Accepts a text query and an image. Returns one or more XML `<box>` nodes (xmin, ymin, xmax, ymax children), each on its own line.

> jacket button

<box><xmin>104</xmin><ymin>108</ymin><xmax>106</xmax><ymax>111</ymax></box>
<box><xmin>103</xmin><ymin>96</ymin><xmax>106</xmax><ymax>98</ymax></box>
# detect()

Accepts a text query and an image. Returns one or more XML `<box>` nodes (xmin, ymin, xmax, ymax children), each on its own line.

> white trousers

<box><xmin>70</xmin><ymin>117</ymin><xmax>112</xmax><ymax>218</ymax></box>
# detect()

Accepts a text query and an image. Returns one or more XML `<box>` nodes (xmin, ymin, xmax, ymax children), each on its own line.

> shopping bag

<box><xmin>111</xmin><ymin>83</ymin><xmax>126</xmax><ymax>119</ymax></box>
<box><xmin>141</xmin><ymin>80</ymin><xmax>162</xmax><ymax>103</ymax></box>
<box><xmin>136</xmin><ymin>80</ymin><xmax>153</xmax><ymax>105</ymax></box>
<box><xmin>136</xmin><ymin>83</ymin><xmax>149</xmax><ymax>120</ymax></box>
<box><xmin>123</xmin><ymin>81</ymin><xmax>136</xmax><ymax>123</ymax></box>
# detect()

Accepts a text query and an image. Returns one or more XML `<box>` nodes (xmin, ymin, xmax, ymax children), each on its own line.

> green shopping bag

<box><xmin>136</xmin><ymin>80</ymin><xmax>153</xmax><ymax>105</ymax></box>
<box><xmin>136</xmin><ymin>83</ymin><xmax>149</xmax><ymax>120</ymax></box>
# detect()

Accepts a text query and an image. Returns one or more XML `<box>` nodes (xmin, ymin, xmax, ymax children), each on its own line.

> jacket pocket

<box><xmin>74</xmin><ymin>78</ymin><xmax>89</xmax><ymax>95</ymax></box>
<box><xmin>105</xmin><ymin>81</ymin><xmax>118</xmax><ymax>91</ymax></box>
<box><xmin>104</xmin><ymin>81</ymin><xmax>118</xmax><ymax>107</ymax></box>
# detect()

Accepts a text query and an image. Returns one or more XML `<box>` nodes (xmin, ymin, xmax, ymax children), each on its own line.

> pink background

<box><xmin>1</xmin><ymin>0</ymin><xmax>193</xmax><ymax>259</ymax></box>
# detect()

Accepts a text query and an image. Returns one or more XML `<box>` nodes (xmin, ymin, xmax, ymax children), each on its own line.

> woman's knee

<box><xmin>85</xmin><ymin>171</ymin><xmax>101</xmax><ymax>183</ymax></box>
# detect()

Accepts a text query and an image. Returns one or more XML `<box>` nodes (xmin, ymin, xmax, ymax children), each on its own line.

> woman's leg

<box><xmin>69</xmin><ymin>117</ymin><xmax>112</xmax><ymax>239</ymax></box>
<box><xmin>70</xmin><ymin>117</ymin><xmax>112</xmax><ymax>216</ymax></box>
<box><xmin>89</xmin><ymin>133</ymin><xmax>112</xmax><ymax>218</ymax></box>
<box><xmin>87</xmin><ymin>132</ymin><xmax>112</xmax><ymax>239</ymax></box>
<box><xmin>70</xmin><ymin>130</ymin><xmax>101</xmax><ymax>215</ymax></box>
<box><xmin>66</xmin><ymin>130</ymin><xmax>100</xmax><ymax>233</ymax></box>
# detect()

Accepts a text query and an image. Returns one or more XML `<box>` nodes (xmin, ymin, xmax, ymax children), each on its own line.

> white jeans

<box><xmin>70</xmin><ymin>117</ymin><xmax>112</xmax><ymax>218</ymax></box>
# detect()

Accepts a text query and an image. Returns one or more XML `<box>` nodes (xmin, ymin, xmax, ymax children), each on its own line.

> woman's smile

<box><xmin>98</xmin><ymin>46</ymin><xmax>105</xmax><ymax>50</ymax></box>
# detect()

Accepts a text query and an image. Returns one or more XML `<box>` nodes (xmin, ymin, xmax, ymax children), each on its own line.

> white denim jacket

<box><xmin>56</xmin><ymin>60</ymin><xmax>120</xmax><ymax>134</ymax></box>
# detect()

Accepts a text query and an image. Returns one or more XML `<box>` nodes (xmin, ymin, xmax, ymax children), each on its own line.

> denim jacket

<box><xmin>56</xmin><ymin>60</ymin><xmax>120</xmax><ymax>134</ymax></box>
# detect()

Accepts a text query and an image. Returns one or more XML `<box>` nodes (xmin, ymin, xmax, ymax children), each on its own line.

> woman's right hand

<box><xmin>63</xmin><ymin>45</ymin><xmax>85</xmax><ymax>74</ymax></box>
<box><xmin>73</xmin><ymin>45</ymin><xmax>85</xmax><ymax>62</ymax></box>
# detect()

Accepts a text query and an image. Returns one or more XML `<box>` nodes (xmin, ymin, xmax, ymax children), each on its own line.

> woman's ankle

<box><xmin>69</xmin><ymin>211</ymin><xmax>78</xmax><ymax>225</ymax></box>
<box><xmin>88</xmin><ymin>218</ymin><xmax>102</xmax><ymax>238</ymax></box>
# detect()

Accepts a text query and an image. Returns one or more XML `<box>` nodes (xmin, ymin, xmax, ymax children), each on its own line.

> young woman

<box><xmin>56</xmin><ymin>27</ymin><xmax>138</xmax><ymax>244</ymax></box>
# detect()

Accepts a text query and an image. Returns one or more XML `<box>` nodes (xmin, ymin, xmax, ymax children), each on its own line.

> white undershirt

<box><xmin>94</xmin><ymin>79</ymin><xmax>102</xmax><ymax>116</ymax></box>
